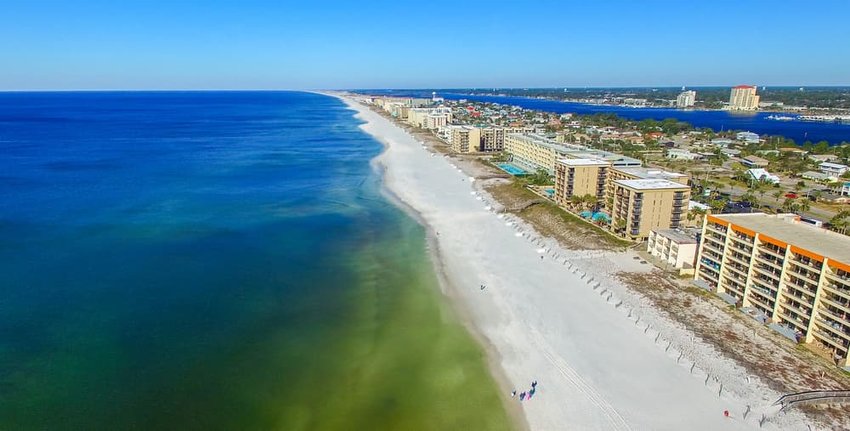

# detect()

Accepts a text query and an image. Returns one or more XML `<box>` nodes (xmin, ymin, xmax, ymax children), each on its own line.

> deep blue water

<box><xmin>0</xmin><ymin>91</ymin><xmax>508</xmax><ymax>430</ymax></box>
<box><xmin>370</xmin><ymin>91</ymin><xmax>850</xmax><ymax>144</ymax></box>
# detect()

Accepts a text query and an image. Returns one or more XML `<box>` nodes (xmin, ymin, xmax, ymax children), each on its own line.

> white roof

<box><xmin>557</xmin><ymin>158</ymin><xmax>609</xmax><ymax>166</ymax></box>
<box><xmin>615</xmin><ymin>167</ymin><xmax>687</xmax><ymax>179</ymax></box>
<box><xmin>820</xmin><ymin>162</ymin><xmax>848</xmax><ymax>169</ymax></box>
<box><xmin>714</xmin><ymin>213</ymin><xmax>850</xmax><ymax>264</ymax></box>
<box><xmin>614</xmin><ymin>178</ymin><xmax>689</xmax><ymax>190</ymax></box>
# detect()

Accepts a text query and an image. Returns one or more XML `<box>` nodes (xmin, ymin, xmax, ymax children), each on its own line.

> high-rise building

<box><xmin>611</xmin><ymin>179</ymin><xmax>689</xmax><ymax>239</ymax></box>
<box><xmin>554</xmin><ymin>158</ymin><xmax>610</xmax><ymax>205</ymax></box>
<box><xmin>504</xmin><ymin>134</ymin><xmax>640</xmax><ymax>175</ymax></box>
<box><xmin>479</xmin><ymin>127</ymin><xmax>535</xmax><ymax>152</ymax></box>
<box><xmin>676</xmin><ymin>90</ymin><xmax>696</xmax><ymax>108</ymax></box>
<box><xmin>729</xmin><ymin>85</ymin><xmax>760</xmax><ymax>111</ymax></box>
<box><xmin>694</xmin><ymin>213</ymin><xmax>850</xmax><ymax>367</ymax></box>
<box><xmin>447</xmin><ymin>125</ymin><xmax>481</xmax><ymax>153</ymax></box>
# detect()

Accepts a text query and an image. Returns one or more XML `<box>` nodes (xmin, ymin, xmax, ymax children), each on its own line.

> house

<box><xmin>810</xmin><ymin>154</ymin><xmax>838</xmax><ymax>163</ymax></box>
<box><xmin>721</xmin><ymin>148</ymin><xmax>741</xmax><ymax>157</ymax></box>
<box><xmin>710</xmin><ymin>138</ymin><xmax>733</xmax><ymax>148</ymax></box>
<box><xmin>736</xmin><ymin>131</ymin><xmax>760</xmax><ymax>144</ymax></box>
<box><xmin>843</xmin><ymin>182</ymin><xmax>850</xmax><ymax>196</ymax></box>
<box><xmin>746</xmin><ymin>168</ymin><xmax>780</xmax><ymax>184</ymax></box>
<box><xmin>741</xmin><ymin>155</ymin><xmax>770</xmax><ymax>168</ymax></box>
<box><xmin>819</xmin><ymin>162</ymin><xmax>849</xmax><ymax>177</ymax></box>
<box><xmin>801</xmin><ymin>171</ymin><xmax>835</xmax><ymax>183</ymax></box>
<box><xmin>666</xmin><ymin>148</ymin><xmax>703</xmax><ymax>161</ymax></box>
<box><xmin>779</xmin><ymin>147</ymin><xmax>808</xmax><ymax>156</ymax></box>
<box><xmin>820</xmin><ymin>193</ymin><xmax>850</xmax><ymax>204</ymax></box>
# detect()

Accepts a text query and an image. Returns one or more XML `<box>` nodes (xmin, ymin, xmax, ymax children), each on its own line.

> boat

<box><xmin>766</xmin><ymin>114</ymin><xmax>797</xmax><ymax>121</ymax></box>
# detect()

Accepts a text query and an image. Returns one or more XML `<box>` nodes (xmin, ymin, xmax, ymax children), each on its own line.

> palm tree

<box><xmin>582</xmin><ymin>194</ymin><xmax>598</xmax><ymax>211</ymax></box>
<box><xmin>772</xmin><ymin>190</ymin><xmax>783</xmax><ymax>203</ymax></box>
<box><xmin>687</xmin><ymin>207</ymin><xmax>707</xmax><ymax>225</ymax></box>
<box><xmin>830</xmin><ymin>210</ymin><xmax>850</xmax><ymax>234</ymax></box>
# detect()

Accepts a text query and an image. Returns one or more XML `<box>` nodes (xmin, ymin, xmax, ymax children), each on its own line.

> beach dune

<box><xmin>338</xmin><ymin>94</ymin><xmax>811</xmax><ymax>431</ymax></box>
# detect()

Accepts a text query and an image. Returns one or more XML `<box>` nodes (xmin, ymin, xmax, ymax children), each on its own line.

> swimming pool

<box><xmin>496</xmin><ymin>163</ymin><xmax>528</xmax><ymax>176</ymax></box>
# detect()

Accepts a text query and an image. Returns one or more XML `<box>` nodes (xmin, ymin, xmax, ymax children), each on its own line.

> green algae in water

<box><xmin>0</xmin><ymin>92</ymin><xmax>512</xmax><ymax>430</ymax></box>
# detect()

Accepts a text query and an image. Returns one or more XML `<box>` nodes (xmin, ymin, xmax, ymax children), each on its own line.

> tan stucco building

<box><xmin>554</xmin><ymin>158</ymin><xmax>610</xmax><ymax>205</ymax></box>
<box><xmin>611</xmin><ymin>179</ymin><xmax>689</xmax><ymax>239</ymax></box>
<box><xmin>729</xmin><ymin>85</ymin><xmax>760</xmax><ymax>111</ymax></box>
<box><xmin>448</xmin><ymin>125</ymin><xmax>482</xmax><ymax>153</ymax></box>
<box><xmin>695</xmin><ymin>213</ymin><xmax>850</xmax><ymax>367</ymax></box>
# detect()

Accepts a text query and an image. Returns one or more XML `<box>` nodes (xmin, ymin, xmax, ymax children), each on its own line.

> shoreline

<box><xmin>344</xmin><ymin>95</ymin><xmax>531</xmax><ymax>431</ymax></box>
<box><xmin>330</xmin><ymin>92</ymin><xmax>814</xmax><ymax>430</ymax></box>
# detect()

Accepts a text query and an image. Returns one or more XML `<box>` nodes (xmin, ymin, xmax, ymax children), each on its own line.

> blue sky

<box><xmin>1</xmin><ymin>0</ymin><xmax>848</xmax><ymax>90</ymax></box>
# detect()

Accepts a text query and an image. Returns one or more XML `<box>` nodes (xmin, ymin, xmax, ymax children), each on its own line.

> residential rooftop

<box><xmin>614</xmin><ymin>178</ymin><xmax>690</xmax><ymax>191</ymax></box>
<box><xmin>712</xmin><ymin>213</ymin><xmax>850</xmax><ymax>265</ymax></box>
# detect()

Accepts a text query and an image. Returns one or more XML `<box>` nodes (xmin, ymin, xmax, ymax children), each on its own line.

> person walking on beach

<box><xmin>531</xmin><ymin>380</ymin><xmax>537</xmax><ymax>389</ymax></box>
<box><xmin>510</xmin><ymin>390</ymin><xmax>516</xmax><ymax>398</ymax></box>
<box><xmin>519</xmin><ymin>392</ymin><xmax>526</xmax><ymax>401</ymax></box>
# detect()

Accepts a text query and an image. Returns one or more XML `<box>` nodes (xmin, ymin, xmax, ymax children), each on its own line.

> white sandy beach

<box><xmin>337</xmin><ymin>94</ymin><xmax>814</xmax><ymax>431</ymax></box>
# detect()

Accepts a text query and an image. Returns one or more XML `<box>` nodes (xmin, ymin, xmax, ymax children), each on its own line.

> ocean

<box><xmin>0</xmin><ymin>91</ymin><xmax>510</xmax><ymax>430</ymax></box>
<box><xmin>371</xmin><ymin>91</ymin><xmax>850</xmax><ymax>144</ymax></box>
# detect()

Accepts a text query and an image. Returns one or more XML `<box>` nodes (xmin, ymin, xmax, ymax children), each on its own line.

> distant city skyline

<box><xmin>2</xmin><ymin>0</ymin><xmax>849</xmax><ymax>90</ymax></box>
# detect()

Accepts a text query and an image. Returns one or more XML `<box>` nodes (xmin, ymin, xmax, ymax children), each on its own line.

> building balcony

<box><xmin>758</xmin><ymin>244</ymin><xmax>786</xmax><ymax>260</ymax></box>
<box><xmin>776</xmin><ymin>309</ymin><xmax>808</xmax><ymax>331</ymax></box>
<box><xmin>818</xmin><ymin>306</ymin><xmax>850</xmax><ymax>327</ymax></box>
<box><xmin>754</xmin><ymin>253</ymin><xmax>783</xmax><ymax>270</ymax></box>
<box><xmin>752</xmin><ymin>265</ymin><xmax>782</xmax><ymax>284</ymax></box>
<box><xmin>751</xmin><ymin>277</ymin><xmax>780</xmax><ymax>294</ymax></box>
<box><xmin>747</xmin><ymin>290</ymin><xmax>774</xmax><ymax>311</ymax></box>
<box><xmin>825</xmin><ymin>282</ymin><xmax>850</xmax><ymax>301</ymax></box>
<box><xmin>821</xmin><ymin>294</ymin><xmax>850</xmax><ymax>315</ymax></box>
<box><xmin>779</xmin><ymin>298</ymin><xmax>812</xmax><ymax>319</ymax></box>
<box><xmin>812</xmin><ymin>326</ymin><xmax>850</xmax><ymax>350</ymax></box>
<box><xmin>790</xmin><ymin>257</ymin><xmax>823</xmax><ymax>272</ymax></box>
<box><xmin>814</xmin><ymin>316</ymin><xmax>850</xmax><ymax>341</ymax></box>
<box><xmin>727</xmin><ymin>252</ymin><xmax>750</xmax><ymax>266</ymax></box>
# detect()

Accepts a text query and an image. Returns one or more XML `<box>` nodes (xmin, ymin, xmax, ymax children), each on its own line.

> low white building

<box><xmin>802</xmin><ymin>171</ymin><xmax>836</xmax><ymax>183</ymax></box>
<box><xmin>736</xmin><ymin>131</ymin><xmax>760</xmax><ymax>143</ymax></box>
<box><xmin>747</xmin><ymin>168</ymin><xmax>780</xmax><ymax>184</ymax></box>
<box><xmin>666</xmin><ymin>148</ymin><xmax>703</xmax><ymax>161</ymax></box>
<box><xmin>842</xmin><ymin>182</ymin><xmax>850</xmax><ymax>196</ymax></box>
<box><xmin>647</xmin><ymin>228</ymin><xmax>699</xmax><ymax>274</ymax></box>
<box><xmin>820</xmin><ymin>162</ymin><xmax>849</xmax><ymax>177</ymax></box>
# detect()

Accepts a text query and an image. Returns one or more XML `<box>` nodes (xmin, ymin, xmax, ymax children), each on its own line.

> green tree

<box><xmin>829</xmin><ymin>210</ymin><xmax>850</xmax><ymax>234</ymax></box>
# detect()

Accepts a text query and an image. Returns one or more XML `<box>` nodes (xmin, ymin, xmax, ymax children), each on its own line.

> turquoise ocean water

<box><xmin>0</xmin><ymin>91</ymin><xmax>510</xmax><ymax>430</ymax></box>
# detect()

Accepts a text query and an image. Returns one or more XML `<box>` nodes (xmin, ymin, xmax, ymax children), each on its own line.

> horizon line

<box><xmin>2</xmin><ymin>84</ymin><xmax>850</xmax><ymax>93</ymax></box>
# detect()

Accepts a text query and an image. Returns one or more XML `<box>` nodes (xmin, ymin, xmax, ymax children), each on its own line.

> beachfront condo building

<box><xmin>647</xmin><ymin>228</ymin><xmax>699</xmax><ymax>273</ymax></box>
<box><xmin>480</xmin><ymin>127</ymin><xmax>535</xmax><ymax>152</ymax></box>
<box><xmin>611</xmin><ymin>179</ymin><xmax>690</xmax><ymax>239</ymax></box>
<box><xmin>605</xmin><ymin>167</ymin><xmax>689</xmax><ymax>207</ymax></box>
<box><xmin>448</xmin><ymin>125</ymin><xmax>482</xmax><ymax>153</ymax></box>
<box><xmin>729</xmin><ymin>85</ymin><xmax>760</xmax><ymax>111</ymax></box>
<box><xmin>407</xmin><ymin>107</ymin><xmax>452</xmax><ymax>129</ymax></box>
<box><xmin>694</xmin><ymin>213</ymin><xmax>850</xmax><ymax>367</ymax></box>
<box><xmin>553</xmin><ymin>158</ymin><xmax>610</xmax><ymax>205</ymax></box>
<box><xmin>504</xmin><ymin>133</ymin><xmax>640</xmax><ymax>175</ymax></box>
<box><xmin>676</xmin><ymin>90</ymin><xmax>696</xmax><ymax>108</ymax></box>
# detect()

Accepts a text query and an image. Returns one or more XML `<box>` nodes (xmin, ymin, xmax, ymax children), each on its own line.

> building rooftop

<box><xmin>557</xmin><ymin>158</ymin><xmax>609</xmax><ymax>167</ymax></box>
<box><xmin>614</xmin><ymin>167</ymin><xmax>687</xmax><ymax>180</ymax></box>
<box><xmin>614</xmin><ymin>178</ymin><xmax>690</xmax><ymax>191</ymax></box>
<box><xmin>713</xmin><ymin>213</ymin><xmax>850</xmax><ymax>265</ymax></box>
<box><xmin>508</xmin><ymin>133</ymin><xmax>642</xmax><ymax>166</ymax></box>
<box><xmin>653</xmin><ymin>228</ymin><xmax>698</xmax><ymax>244</ymax></box>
